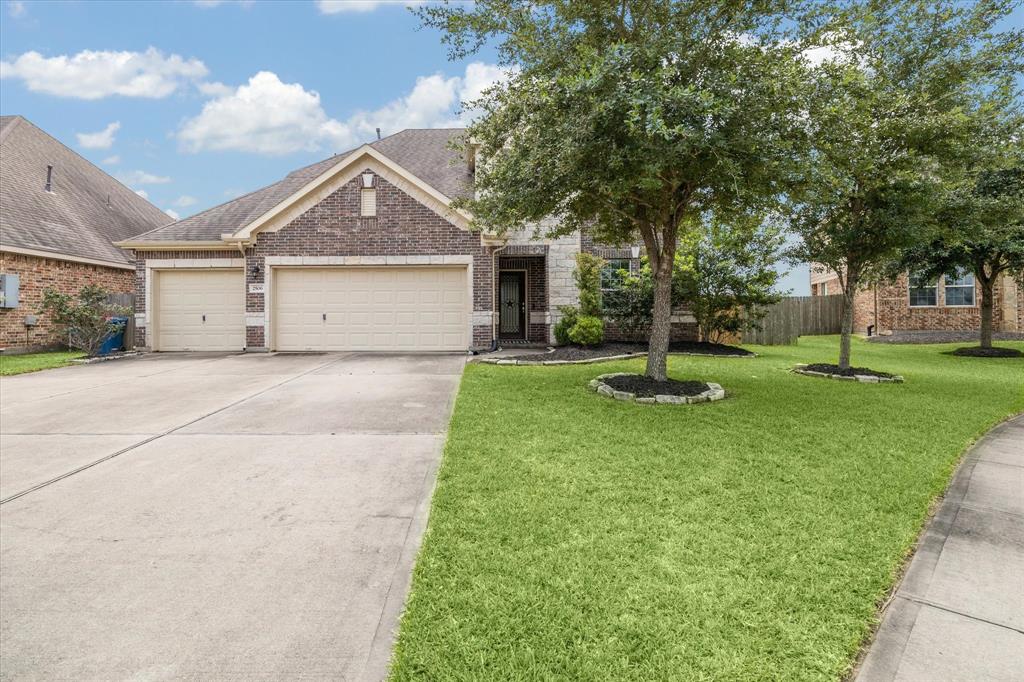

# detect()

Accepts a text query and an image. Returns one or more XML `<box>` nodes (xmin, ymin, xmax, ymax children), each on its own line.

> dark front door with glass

<box><xmin>499</xmin><ymin>271</ymin><xmax>526</xmax><ymax>340</ymax></box>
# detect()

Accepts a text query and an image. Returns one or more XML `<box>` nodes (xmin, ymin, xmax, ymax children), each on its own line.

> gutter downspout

<box><xmin>235</xmin><ymin>241</ymin><xmax>249</xmax><ymax>351</ymax></box>
<box><xmin>491</xmin><ymin>242</ymin><xmax>508</xmax><ymax>351</ymax></box>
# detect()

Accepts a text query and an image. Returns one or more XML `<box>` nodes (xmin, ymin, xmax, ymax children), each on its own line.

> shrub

<box><xmin>553</xmin><ymin>305</ymin><xmax>579</xmax><ymax>345</ymax></box>
<box><xmin>38</xmin><ymin>284</ymin><xmax>130</xmax><ymax>357</ymax></box>
<box><xmin>568</xmin><ymin>315</ymin><xmax>605</xmax><ymax>346</ymax></box>
<box><xmin>604</xmin><ymin>263</ymin><xmax>655</xmax><ymax>342</ymax></box>
<box><xmin>573</xmin><ymin>253</ymin><xmax>605</xmax><ymax>317</ymax></box>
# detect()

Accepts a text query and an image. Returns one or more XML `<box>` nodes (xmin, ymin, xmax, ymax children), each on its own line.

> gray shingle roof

<box><xmin>128</xmin><ymin>128</ymin><xmax>471</xmax><ymax>243</ymax></box>
<box><xmin>0</xmin><ymin>115</ymin><xmax>172</xmax><ymax>265</ymax></box>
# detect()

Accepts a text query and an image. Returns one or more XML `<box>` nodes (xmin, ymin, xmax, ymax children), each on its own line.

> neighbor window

<box><xmin>819</xmin><ymin>282</ymin><xmax>829</xmax><ymax>296</ymax></box>
<box><xmin>908</xmin><ymin>272</ymin><xmax>937</xmax><ymax>307</ymax></box>
<box><xmin>600</xmin><ymin>259</ymin><xmax>632</xmax><ymax>307</ymax></box>
<box><xmin>943</xmin><ymin>269</ymin><xmax>975</xmax><ymax>307</ymax></box>
<box><xmin>360</xmin><ymin>188</ymin><xmax>376</xmax><ymax>217</ymax></box>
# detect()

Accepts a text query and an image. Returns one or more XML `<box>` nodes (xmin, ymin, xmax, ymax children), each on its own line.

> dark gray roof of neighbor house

<box><xmin>128</xmin><ymin>128</ymin><xmax>472</xmax><ymax>243</ymax></box>
<box><xmin>0</xmin><ymin>115</ymin><xmax>172</xmax><ymax>266</ymax></box>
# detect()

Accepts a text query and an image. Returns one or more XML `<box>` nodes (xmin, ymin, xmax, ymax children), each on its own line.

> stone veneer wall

<box><xmin>0</xmin><ymin>251</ymin><xmax>134</xmax><ymax>352</ymax></box>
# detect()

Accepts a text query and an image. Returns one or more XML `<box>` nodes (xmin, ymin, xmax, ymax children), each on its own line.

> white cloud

<box><xmin>76</xmin><ymin>121</ymin><xmax>121</xmax><ymax>149</ymax></box>
<box><xmin>179</xmin><ymin>71</ymin><xmax>350</xmax><ymax>155</ymax></box>
<box><xmin>0</xmin><ymin>48</ymin><xmax>208</xmax><ymax>99</ymax></box>
<box><xmin>134</xmin><ymin>189</ymin><xmax>149</xmax><ymax>199</ymax></box>
<box><xmin>8</xmin><ymin>1</ymin><xmax>25</xmax><ymax>18</ymax></box>
<box><xmin>178</xmin><ymin>62</ymin><xmax>508</xmax><ymax>156</ymax></box>
<box><xmin>102</xmin><ymin>155</ymin><xmax>120</xmax><ymax>165</ymax></box>
<box><xmin>192</xmin><ymin>0</ymin><xmax>255</xmax><ymax>7</ymax></box>
<box><xmin>117</xmin><ymin>170</ymin><xmax>171</xmax><ymax>185</ymax></box>
<box><xmin>164</xmin><ymin>208</ymin><xmax>181</xmax><ymax>220</ymax></box>
<box><xmin>173</xmin><ymin>195</ymin><xmax>198</xmax><ymax>207</ymax></box>
<box><xmin>316</xmin><ymin>0</ymin><xmax>422</xmax><ymax>14</ymax></box>
<box><xmin>196</xmin><ymin>81</ymin><xmax>233</xmax><ymax>97</ymax></box>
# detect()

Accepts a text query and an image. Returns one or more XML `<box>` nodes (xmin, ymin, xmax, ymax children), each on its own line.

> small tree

<box><xmin>555</xmin><ymin>253</ymin><xmax>606</xmax><ymax>346</ymax></box>
<box><xmin>676</xmin><ymin>215</ymin><xmax>786</xmax><ymax>343</ymax></box>
<box><xmin>904</xmin><ymin>164</ymin><xmax>1024</xmax><ymax>349</ymax></box>
<box><xmin>39</xmin><ymin>285</ymin><xmax>129</xmax><ymax>356</ymax></box>
<box><xmin>789</xmin><ymin>0</ymin><xmax>1020</xmax><ymax>369</ymax></box>
<box><xmin>604</xmin><ymin>262</ymin><xmax>655</xmax><ymax>342</ymax></box>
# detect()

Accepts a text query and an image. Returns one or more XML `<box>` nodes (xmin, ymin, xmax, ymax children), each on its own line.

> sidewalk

<box><xmin>856</xmin><ymin>414</ymin><xmax>1024</xmax><ymax>681</ymax></box>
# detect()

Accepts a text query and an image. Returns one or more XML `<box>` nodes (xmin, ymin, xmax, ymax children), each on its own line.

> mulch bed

<box><xmin>603</xmin><ymin>374</ymin><xmax>710</xmax><ymax>398</ymax></box>
<box><xmin>951</xmin><ymin>346</ymin><xmax>1023</xmax><ymax>358</ymax></box>
<box><xmin>503</xmin><ymin>341</ymin><xmax>753</xmax><ymax>362</ymax></box>
<box><xmin>801</xmin><ymin>363</ymin><xmax>896</xmax><ymax>378</ymax></box>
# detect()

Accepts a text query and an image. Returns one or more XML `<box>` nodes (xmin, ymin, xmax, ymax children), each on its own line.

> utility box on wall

<box><xmin>0</xmin><ymin>274</ymin><xmax>20</xmax><ymax>308</ymax></box>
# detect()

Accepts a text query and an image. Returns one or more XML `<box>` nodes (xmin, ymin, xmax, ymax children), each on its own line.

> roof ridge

<box><xmin>0</xmin><ymin>115</ymin><xmax>25</xmax><ymax>145</ymax></box>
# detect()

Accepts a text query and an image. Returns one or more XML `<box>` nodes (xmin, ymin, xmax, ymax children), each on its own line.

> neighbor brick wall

<box><xmin>0</xmin><ymin>251</ymin><xmax>134</xmax><ymax>352</ymax></box>
<box><xmin>812</xmin><ymin>271</ymin><xmax>1022</xmax><ymax>334</ymax></box>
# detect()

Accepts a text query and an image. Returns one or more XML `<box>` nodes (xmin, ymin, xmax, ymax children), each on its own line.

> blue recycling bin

<box><xmin>97</xmin><ymin>317</ymin><xmax>128</xmax><ymax>355</ymax></box>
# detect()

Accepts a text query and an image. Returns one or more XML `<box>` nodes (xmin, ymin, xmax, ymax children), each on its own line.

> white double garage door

<box><xmin>153</xmin><ymin>266</ymin><xmax>469</xmax><ymax>351</ymax></box>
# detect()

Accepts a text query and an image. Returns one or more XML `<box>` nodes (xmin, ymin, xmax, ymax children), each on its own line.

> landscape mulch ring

<box><xmin>602</xmin><ymin>374</ymin><xmax>710</xmax><ymax>398</ymax></box>
<box><xmin>950</xmin><ymin>346</ymin><xmax>1023</xmax><ymax>358</ymax></box>
<box><xmin>793</xmin><ymin>363</ymin><xmax>904</xmax><ymax>383</ymax></box>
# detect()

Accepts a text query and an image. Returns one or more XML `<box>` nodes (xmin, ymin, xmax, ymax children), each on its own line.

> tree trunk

<box><xmin>647</xmin><ymin>261</ymin><xmax>674</xmax><ymax>381</ymax></box>
<box><xmin>979</xmin><ymin>276</ymin><xmax>995</xmax><ymax>349</ymax></box>
<box><xmin>838</xmin><ymin>275</ymin><xmax>857</xmax><ymax>371</ymax></box>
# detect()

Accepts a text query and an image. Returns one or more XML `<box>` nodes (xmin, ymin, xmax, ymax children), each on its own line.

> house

<box><xmin>810</xmin><ymin>265</ymin><xmax>1022</xmax><ymax>335</ymax></box>
<box><xmin>118</xmin><ymin>128</ymin><xmax>696</xmax><ymax>352</ymax></box>
<box><xmin>0</xmin><ymin>115</ymin><xmax>172</xmax><ymax>352</ymax></box>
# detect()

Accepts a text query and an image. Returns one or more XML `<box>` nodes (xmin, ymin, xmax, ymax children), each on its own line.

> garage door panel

<box><xmin>274</xmin><ymin>266</ymin><xmax>468</xmax><ymax>351</ymax></box>
<box><xmin>156</xmin><ymin>270</ymin><xmax>244</xmax><ymax>351</ymax></box>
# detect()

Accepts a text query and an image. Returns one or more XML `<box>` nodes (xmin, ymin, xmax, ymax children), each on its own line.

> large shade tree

<box><xmin>788</xmin><ymin>0</ymin><xmax>1023</xmax><ymax>370</ymax></box>
<box><xmin>419</xmin><ymin>0</ymin><xmax>808</xmax><ymax>380</ymax></box>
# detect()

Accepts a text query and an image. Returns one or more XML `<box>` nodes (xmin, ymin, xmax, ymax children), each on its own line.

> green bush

<box><xmin>38</xmin><ymin>284</ymin><xmax>129</xmax><ymax>357</ymax></box>
<box><xmin>568</xmin><ymin>315</ymin><xmax>604</xmax><ymax>346</ymax></box>
<box><xmin>573</xmin><ymin>253</ymin><xmax>605</xmax><ymax>317</ymax></box>
<box><xmin>553</xmin><ymin>305</ymin><xmax>579</xmax><ymax>345</ymax></box>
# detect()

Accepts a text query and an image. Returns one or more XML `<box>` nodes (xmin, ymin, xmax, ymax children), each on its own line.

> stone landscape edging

<box><xmin>588</xmin><ymin>372</ymin><xmax>726</xmax><ymax>405</ymax></box>
<box><xmin>478</xmin><ymin>350</ymin><xmax>755</xmax><ymax>366</ymax></box>
<box><xmin>70</xmin><ymin>351</ymin><xmax>144</xmax><ymax>365</ymax></box>
<box><xmin>791</xmin><ymin>364</ymin><xmax>904</xmax><ymax>383</ymax></box>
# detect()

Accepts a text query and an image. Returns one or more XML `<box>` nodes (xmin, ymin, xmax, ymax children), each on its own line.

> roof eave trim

<box><xmin>112</xmin><ymin>240</ymin><xmax>236</xmax><ymax>251</ymax></box>
<box><xmin>1</xmin><ymin>244</ymin><xmax>134</xmax><ymax>270</ymax></box>
<box><xmin>227</xmin><ymin>144</ymin><xmax>475</xmax><ymax>240</ymax></box>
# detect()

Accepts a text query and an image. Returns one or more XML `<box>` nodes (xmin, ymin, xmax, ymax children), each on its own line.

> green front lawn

<box><xmin>390</xmin><ymin>336</ymin><xmax>1024</xmax><ymax>681</ymax></box>
<box><xmin>0</xmin><ymin>351</ymin><xmax>84</xmax><ymax>376</ymax></box>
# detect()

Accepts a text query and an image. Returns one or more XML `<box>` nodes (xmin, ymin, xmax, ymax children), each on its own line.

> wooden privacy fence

<box><xmin>106</xmin><ymin>292</ymin><xmax>135</xmax><ymax>350</ymax></box>
<box><xmin>741</xmin><ymin>294</ymin><xmax>844</xmax><ymax>345</ymax></box>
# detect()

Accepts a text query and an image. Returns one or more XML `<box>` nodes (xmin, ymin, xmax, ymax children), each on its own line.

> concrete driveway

<box><xmin>0</xmin><ymin>352</ymin><xmax>466</xmax><ymax>681</ymax></box>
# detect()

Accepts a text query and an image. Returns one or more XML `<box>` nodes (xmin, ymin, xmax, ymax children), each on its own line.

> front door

<box><xmin>498</xmin><ymin>271</ymin><xmax>526</xmax><ymax>340</ymax></box>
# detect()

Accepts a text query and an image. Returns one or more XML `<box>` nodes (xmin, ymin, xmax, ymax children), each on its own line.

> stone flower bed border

<box><xmin>479</xmin><ymin>350</ymin><xmax>754</xmax><ymax>366</ymax></box>
<box><xmin>791</xmin><ymin>364</ymin><xmax>904</xmax><ymax>383</ymax></box>
<box><xmin>588</xmin><ymin>372</ymin><xmax>726</xmax><ymax>405</ymax></box>
<box><xmin>70</xmin><ymin>351</ymin><xmax>143</xmax><ymax>365</ymax></box>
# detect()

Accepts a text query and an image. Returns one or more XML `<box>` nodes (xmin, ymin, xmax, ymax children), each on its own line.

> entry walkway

<box><xmin>856</xmin><ymin>415</ymin><xmax>1024</xmax><ymax>681</ymax></box>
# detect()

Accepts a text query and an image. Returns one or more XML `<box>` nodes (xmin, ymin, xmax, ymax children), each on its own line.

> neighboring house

<box><xmin>0</xmin><ymin>115</ymin><xmax>172</xmax><ymax>352</ymax></box>
<box><xmin>810</xmin><ymin>265</ymin><xmax>1023</xmax><ymax>334</ymax></box>
<box><xmin>118</xmin><ymin>128</ymin><xmax>696</xmax><ymax>352</ymax></box>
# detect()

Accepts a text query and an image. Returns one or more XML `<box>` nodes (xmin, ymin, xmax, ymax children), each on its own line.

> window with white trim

<box><xmin>943</xmin><ymin>269</ymin><xmax>975</xmax><ymax>307</ymax></box>
<box><xmin>600</xmin><ymin>258</ymin><xmax>633</xmax><ymax>308</ymax></box>
<box><xmin>908</xmin><ymin>272</ymin><xmax>937</xmax><ymax>307</ymax></box>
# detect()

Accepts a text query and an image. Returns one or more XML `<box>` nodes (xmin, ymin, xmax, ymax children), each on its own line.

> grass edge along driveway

<box><xmin>0</xmin><ymin>351</ymin><xmax>84</xmax><ymax>376</ymax></box>
<box><xmin>388</xmin><ymin>336</ymin><xmax>1024</xmax><ymax>681</ymax></box>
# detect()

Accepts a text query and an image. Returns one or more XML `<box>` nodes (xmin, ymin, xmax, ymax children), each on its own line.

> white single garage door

<box><xmin>155</xmin><ymin>269</ymin><xmax>245</xmax><ymax>351</ymax></box>
<box><xmin>273</xmin><ymin>267</ymin><xmax>468</xmax><ymax>351</ymax></box>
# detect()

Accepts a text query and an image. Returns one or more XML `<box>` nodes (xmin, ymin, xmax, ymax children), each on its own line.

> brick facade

<box><xmin>132</xmin><ymin>172</ymin><xmax>496</xmax><ymax>351</ymax></box>
<box><xmin>813</xmin><ymin>271</ymin><xmax>1023</xmax><ymax>334</ymax></box>
<box><xmin>0</xmin><ymin>251</ymin><xmax>134</xmax><ymax>352</ymax></box>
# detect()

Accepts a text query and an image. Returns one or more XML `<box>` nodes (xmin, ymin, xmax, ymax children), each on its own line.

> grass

<box><xmin>0</xmin><ymin>350</ymin><xmax>84</xmax><ymax>376</ymax></box>
<box><xmin>389</xmin><ymin>336</ymin><xmax>1024</xmax><ymax>681</ymax></box>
